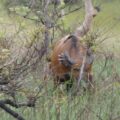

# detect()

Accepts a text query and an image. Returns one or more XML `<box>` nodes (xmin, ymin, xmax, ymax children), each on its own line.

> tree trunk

<box><xmin>74</xmin><ymin>0</ymin><xmax>97</xmax><ymax>38</ymax></box>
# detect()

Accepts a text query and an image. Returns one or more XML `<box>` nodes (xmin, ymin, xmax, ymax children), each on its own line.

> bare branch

<box><xmin>0</xmin><ymin>98</ymin><xmax>37</xmax><ymax>120</ymax></box>
<box><xmin>0</xmin><ymin>101</ymin><xmax>25</xmax><ymax>120</ymax></box>
<box><xmin>77</xmin><ymin>54</ymin><xmax>86</xmax><ymax>88</ymax></box>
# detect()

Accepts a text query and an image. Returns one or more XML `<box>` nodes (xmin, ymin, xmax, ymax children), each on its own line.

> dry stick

<box><xmin>88</xmin><ymin>74</ymin><xmax>94</xmax><ymax>88</ymax></box>
<box><xmin>77</xmin><ymin>53</ymin><xmax>86</xmax><ymax>89</ymax></box>
<box><xmin>59</xmin><ymin>7</ymin><xmax>82</xmax><ymax>18</ymax></box>
<box><xmin>0</xmin><ymin>99</ymin><xmax>36</xmax><ymax>120</ymax></box>
<box><xmin>0</xmin><ymin>102</ymin><xmax>25</xmax><ymax>120</ymax></box>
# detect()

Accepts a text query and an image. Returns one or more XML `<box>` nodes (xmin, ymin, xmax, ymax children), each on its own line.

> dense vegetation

<box><xmin>0</xmin><ymin>0</ymin><xmax>120</xmax><ymax>120</ymax></box>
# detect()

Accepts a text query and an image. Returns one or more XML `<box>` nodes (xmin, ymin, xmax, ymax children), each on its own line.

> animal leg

<box><xmin>63</xmin><ymin>73</ymin><xmax>73</xmax><ymax>92</ymax></box>
<box><xmin>58</xmin><ymin>51</ymin><xmax>75</xmax><ymax>68</ymax></box>
<box><xmin>66</xmin><ymin>79</ymin><xmax>73</xmax><ymax>92</ymax></box>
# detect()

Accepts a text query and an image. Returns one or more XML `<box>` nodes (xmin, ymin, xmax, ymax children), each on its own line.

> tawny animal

<box><xmin>49</xmin><ymin>0</ymin><xmax>99</xmax><ymax>91</ymax></box>
<box><xmin>50</xmin><ymin>35</ymin><xmax>94</xmax><ymax>90</ymax></box>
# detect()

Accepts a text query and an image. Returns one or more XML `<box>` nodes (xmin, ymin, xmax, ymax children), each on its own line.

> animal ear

<box><xmin>67</xmin><ymin>35</ymin><xmax>78</xmax><ymax>41</ymax></box>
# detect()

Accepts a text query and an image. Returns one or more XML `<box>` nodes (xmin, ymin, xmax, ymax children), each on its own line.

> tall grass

<box><xmin>0</xmin><ymin>53</ymin><xmax>120</xmax><ymax>120</ymax></box>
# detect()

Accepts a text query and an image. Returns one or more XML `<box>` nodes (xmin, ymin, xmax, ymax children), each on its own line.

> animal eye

<box><xmin>73</xmin><ymin>68</ymin><xmax>80</xmax><ymax>71</ymax></box>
